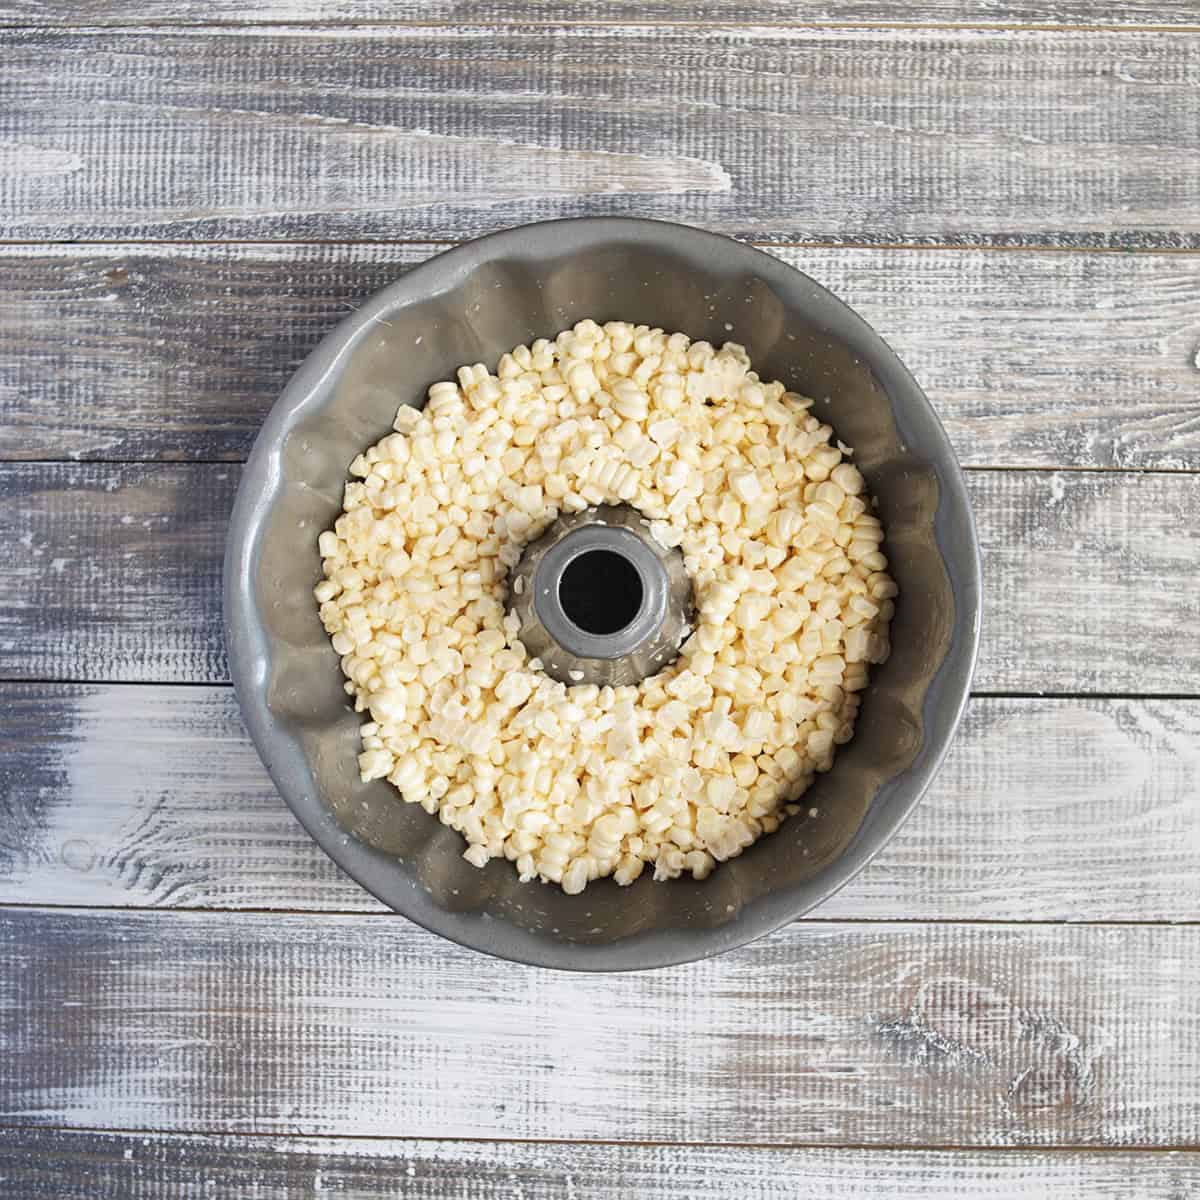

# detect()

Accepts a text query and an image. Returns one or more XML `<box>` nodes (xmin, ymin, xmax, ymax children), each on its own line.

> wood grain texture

<box><xmin>4</xmin><ymin>243</ymin><xmax>1200</xmax><ymax>469</ymax></box>
<box><xmin>3</xmin><ymin>908</ymin><xmax>1200</xmax><ymax>1144</ymax></box>
<box><xmin>975</xmin><ymin>470</ymin><xmax>1200</xmax><ymax>695</ymax></box>
<box><xmin>0</xmin><ymin>684</ymin><xmax>354</xmax><ymax>911</ymax></box>
<box><xmin>3</xmin><ymin>27</ymin><xmax>1200</xmax><ymax>246</ymax></box>
<box><xmin>2</xmin><ymin>464</ymin><xmax>1196</xmax><ymax>692</ymax></box>
<box><xmin>2</xmin><ymin>687</ymin><xmax>1198</xmax><ymax>922</ymax></box>
<box><xmin>2</xmin><ymin>1131</ymin><xmax>1200</xmax><ymax>1200</ymax></box>
<box><xmin>0</xmin><ymin>8</ymin><xmax>1196</xmax><ymax>1185</ymax></box>
<box><xmin>3</xmin><ymin>1</ymin><xmax>1200</xmax><ymax>29</ymax></box>
<box><xmin>0</xmin><ymin>464</ymin><xmax>233</xmax><ymax>683</ymax></box>
<box><xmin>0</xmin><ymin>244</ymin><xmax>431</xmax><ymax>463</ymax></box>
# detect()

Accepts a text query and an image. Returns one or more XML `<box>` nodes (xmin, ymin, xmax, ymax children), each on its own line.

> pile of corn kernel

<box><xmin>315</xmin><ymin>321</ymin><xmax>895</xmax><ymax>894</ymax></box>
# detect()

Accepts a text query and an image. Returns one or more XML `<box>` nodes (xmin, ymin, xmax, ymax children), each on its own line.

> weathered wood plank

<box><xmin>0</xmin><ymin>244</ymin><xmax>432</xmax><ymax>463</ymax></box>
<box><xmin>2</xmin><ymin>909</ymin><xmax>1199</xmax><ymax>1144</ymax></box>
<box><xmin>4</xmin><ymin>243</ymin><xmax>1200</xmax><ymax>469</ymax></box>
<box><xmin>3</xmin><ymin>1</ymin><xmax>1200</xmax><ymax>29</ymax></box>
<box><xmin>975</xmin><ymin>470</ymin><xmax>1200</xmax><ymax>695</ymax></box>
<box><xmin>0</xmin><ymin>464</ymin><xmax>233</xmax><ymax>683</ymax></box>
<box><xmin>3</xmin><ymin>27</ymin><xmax>1200</xmax><ymax>246</ymax></box>
<box><xmin>2</xmin><ymin>1130</ymin><xmax>1199</xmax><ymax>1200</ymax></box>
<box><xmin>0</xmin><ymin>684</ymin><xmax>355</xmax><ymax>911</ymax></box>
<box><xmin>1</xmin><ymin>464</ymin><xmax>1196</xmax><ymax>692</ymax></box>
<box><xmin>974</xmin><ymin>468</ymin><xmax>1200</xmax><ymax>696</ymax></box>
<box><xmin>2</xmin><ymin>687</ymin><xmax>1197</xmax><ymax>922</ymax></box>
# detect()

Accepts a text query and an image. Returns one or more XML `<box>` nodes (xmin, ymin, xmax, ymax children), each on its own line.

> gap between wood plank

<box><xmin>0</xmin><ymin>1119</ymin><xmax>1197</xmax><ymax>1154</ymax></box>
<box><xmin>0</xmin><ymin>19</ymin><xmax>1198</xmax><ymax>34</ymax></box>
<box><xmin>973</xmin><ymin>691</ymin><xmax>1200</xmax><ymax>702</ymax></box>
<box><xmin>2</xmin><ymin>681</ymin><xmax>1200</xmax><ymax>705</ymax></box>
<box><xmin>0</xmin><ymin>459</ymin><xmax>1188</xmax><ymax>478</ymax></box>
<box><xmin>2</xmin><ymin>901</ymin><xmax>1197</xmax><ymax>926</ymax></box>
<box><xmin>4</xmin><ymin>237</ymin><xmax>1200</xmax><ymax>253</ymax></box>
<box><xmin>5</xmin><ymin>460</ymin><xmax>1200</xmax><ymax>475</ymax></box>
<box><xmin>2</xmin><ymin>679</ymin><xmax>1195</xmax><ymax>700</ymax></box>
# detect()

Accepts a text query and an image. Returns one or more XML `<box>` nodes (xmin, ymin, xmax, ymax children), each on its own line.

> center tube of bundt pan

<box><xmin>508</xmin><ymin>504</ymin><xmax>695</xmax><ymax>687</ymax></box>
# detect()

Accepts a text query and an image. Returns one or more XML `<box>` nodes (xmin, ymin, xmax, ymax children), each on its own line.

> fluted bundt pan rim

<box><xmin>224</xmin><ymin>217</ymin><xmax>982</xmax><ymax>971</ymax></box>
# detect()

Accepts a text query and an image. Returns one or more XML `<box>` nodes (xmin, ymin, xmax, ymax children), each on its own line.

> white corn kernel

<box><xmin>316</xmin><ymin>322</ymin><xmax>893</xmax><ymax>894</ymax></box>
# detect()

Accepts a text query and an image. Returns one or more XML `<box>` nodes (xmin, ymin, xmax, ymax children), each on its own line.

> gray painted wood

<box><xmin>2</xmin><ymin>908</ymin><xmax>1199</xmax><ymax>1144</ymax></box>
<box><xmin>975</xmin><ymin>469</ymin><xmax>1200</xmax><ymax>695</ymax></box>
<box><xmin>0</xmin><ymin>464</ymin><xmax>233</xmax><ymax>683</ymax></box>
<box><xmin>2</xmin><ymin>11</ymin><xmax>1198</xmax><ymax>1186</ymax></box>
<box><xmin>3</xmin><ymin>1</ymin><xmax>1200</xmax><ymax>28</ymax></box>
<box><xmin>1</xmin><ymin>463</ymin><xmax>1196</xmax><ymax>692</ymax></box>
<box><xmin>0</xmin><ymin>244</ymin><xmax>435</xmax><ymax>463</ymax></box>
<box><xmin>2</xmin><ymin>1130</ymin><xmax>1199</xmax><ymax>1200</ymax></box>
<box><xmin>3</xmin><ymin>28</ymin><xmax>1200</xmax><ymax>246</ymax></box>
<box><xmin>4</xmin><ymin>243</ymin><xmax>1200</xmax><ymax>469</ymax></box>
<box><xmin>2</xmin><ymin>687</ymin><xmax>1197</xmax><ymax>922</ymax></box>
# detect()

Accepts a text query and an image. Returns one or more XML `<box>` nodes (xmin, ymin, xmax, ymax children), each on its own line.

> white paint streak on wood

<box><xmin>837</xmin><ymin>697</ymin><xmax>1200</xmax><ymax>919</ymax></box>
<box><xmin>3</xmin><ymin>243</ymin><xmax>1199</xmax><ymax>468</ymax></box>
<box><xmin>0</xmin><ymin>139</ymin><xmax>85</xmax><ymax>178</ymax></box>
<box><xmin>2</xmin><ymin>910</ymin><xmax>1198</xmax><ymax>1144</ymax></box>
<box><xmin>2</xmin><ymin>688</ymin><xmax>1198</xmax><ymax>922</ymax></box>
<box><xmin>12</xmin><ymin>100</ymin><xmax>729</xmax><ymax>226</ymax></box>
<box><xmin>3</xmin><ymin>27</ymin><xmax>1199</xmax><ymax>244</ymax></box>
<box><xmin>2</xmin><ymin>1130</ymin><xmax>1199</xmax><ymax>1200</ymax></box>
<box><xmin>0</xmin><ymin>685</ymin><xmax>307</xmax><ymax>910</ymax></box>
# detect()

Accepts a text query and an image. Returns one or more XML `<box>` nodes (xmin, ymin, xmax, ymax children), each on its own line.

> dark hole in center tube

<box><xmin>558</xmin><ymin>549</ymin><xmax>643</xmax><ymax>636</ymax></box>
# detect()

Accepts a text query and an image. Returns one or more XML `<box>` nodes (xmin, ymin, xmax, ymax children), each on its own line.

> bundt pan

<box><xmin>224</xmin><ymin>217</ymin><xmax>982</xmax><ymax>971</ymax></box>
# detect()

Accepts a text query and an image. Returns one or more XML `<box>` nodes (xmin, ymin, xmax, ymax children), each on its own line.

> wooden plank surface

<box><xmin>4</xmin><ymin>1</ymin><xmax>1200</xmax><ymax>29</ymax></box>
<box><xmin>0</xmin><ymin>464</ymin><xmax>233</xmax><ymax>683</ymax></box>
<box><xmin>1</xmin><ymin>9</ymin><xmax>1197</xmax><ymax>1188</ymax></box>
<box><xmin>2</xmin><ymin>687</ymin><xmax>1197</xmax><ymax>922</ymax></box>
<box><xmin>2</xmin><ymin>1130</ymin><xmax>1199</xmax><ymax>1200</ymax></box>
<box><xmin>3</xmin><ymin>27</ymin><xmax>1200</xmax><ymax>247</ymax></box>
<box><xmin>976</xmin><ymin>469</ymin><xmax>1199</xmax><ymax>695</ymax></box>
<box><xmin>3</xmin><ymin>908</ymin><xmax>1200</xmax><ymax>1145</ymax></box>
<box><xmin>4</xmin><ymin>243</ymin><xmax>1200</xmax><ymax>469</ymax></box>
<box><xmin>2</xmin><ymin>463</ymin><xmax>1196</xmax><ymax>692</ymax></box>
